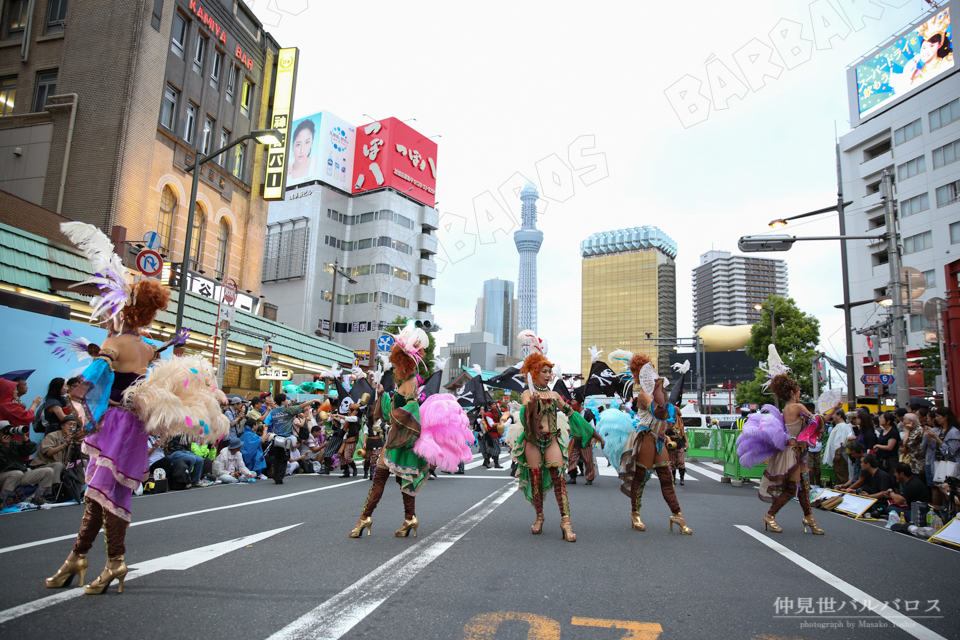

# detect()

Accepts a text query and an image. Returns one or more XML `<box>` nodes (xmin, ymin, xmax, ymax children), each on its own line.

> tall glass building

<box><xmin>473</xmin><ymin>278</ymin><xmax>519</xmax><ymax>357</ymax></box>
<box><xmin>580</xmin><ymin>226</ymin><xmax>678</xmax><ymax>377</ymax></box>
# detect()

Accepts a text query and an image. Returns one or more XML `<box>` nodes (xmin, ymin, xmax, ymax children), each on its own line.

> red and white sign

<box><xmin>135</xmin><ymin>249</ymin><xmax>163</xmax><ymax>277</ymax></box>
<box><xmin>222</xmin><ymin>278</ymin><xmax>238</xmax><ymax>306</ymax></box>
<box><xmin>352</xmin><ymin>117</ymin><xmax>438</xmax><ymax>207</ymax></box>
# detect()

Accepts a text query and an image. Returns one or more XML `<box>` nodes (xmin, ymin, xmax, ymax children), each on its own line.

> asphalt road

<box><xmin>1</xmin><ymin>450</ymin><xmax>957</xmax><ymax>640</ymax></box>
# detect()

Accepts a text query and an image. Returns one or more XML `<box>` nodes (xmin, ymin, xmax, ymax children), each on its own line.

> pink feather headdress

<box><xmin>517</xmin><ymin>330</ymin><xmax>548</xmax><ymax>357</ymax></box>
<box><xmin>394</xmin><ymin>324</ymin><xmax>428</xmax><ymax>370</ymax></box>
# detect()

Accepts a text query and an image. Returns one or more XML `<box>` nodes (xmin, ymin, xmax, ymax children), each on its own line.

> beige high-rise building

<box><xmin>580</xmin><ymin>226</ymin><xmax>677</xmax><ymax>377</ymax></box>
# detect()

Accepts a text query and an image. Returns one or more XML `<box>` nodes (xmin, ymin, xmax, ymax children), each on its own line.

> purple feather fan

<box><xmin>414</xmin><ymin>394</ymin><xmax>474</xmax><ymax>473</ymax></box>
<box><xmin>736</xmin><ymin>404</ymin><xmax>789</xmax><ymax>469</ymax></box>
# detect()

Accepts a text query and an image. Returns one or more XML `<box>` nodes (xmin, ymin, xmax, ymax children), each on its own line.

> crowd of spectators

<box><xmin>823</xmin><ymin>404</ymin><xmax>960</xmax><ymax>526</ymax></box>
<box><xmin>0</xmin><ymin>374</ymin><xmax>372</xmax><ymax>510</ymax></box>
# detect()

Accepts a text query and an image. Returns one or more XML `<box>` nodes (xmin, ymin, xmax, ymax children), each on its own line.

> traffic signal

<box><xmin>414</xmin><ymin>319</ymin><xmax>441</xmax><ymax>332</ymax></box>
<box><xmin>261</xmin><ymin>343</ymin><xmax>273</xmax><ymax>367</ymax></box>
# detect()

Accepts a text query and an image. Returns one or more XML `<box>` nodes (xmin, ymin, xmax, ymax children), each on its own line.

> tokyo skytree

<box><xmin>514</xmin><ymin>181</ymin><xmax>542</xmax><ymax>334</ymax></box>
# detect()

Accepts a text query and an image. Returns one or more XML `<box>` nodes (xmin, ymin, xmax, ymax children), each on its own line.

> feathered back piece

<box><xmin>597</xmin><ymin>408</ymin><xmax>635</xmax><ymax>473</ymax></box>
<box><xmin>122</xmin><ymin>355</ymin><xmax>228</xmax><ymax>443</ymax></box>
<box><xmin>518</xmin><ymin>330</ymin><xmax>554</xmax><ymax>376</ymax></box>
<box><xmin>609</xmin><ymin>349</ymin><xmax>634</xmax><ymax>372</ymax></box>
<box><xmin>414</xmin><ymin>394</ymin><xmax>474</xmax><ymax>472</ymax></box>
<box><xmin>735</xmin><ymin>404</ymin><xmax>789</xmax><ymax>469</ymax></box>
<box><xmin>61</xmin><ymin>222</ymin><xmax>132</xmax><ymax>327</ymax></box>
<box><xmin>45</xmin><ymin>329</ymin><xmax>93</xmax><ymax>363</ymax></box>
<box><xmin>759</xmin><ymin>344</ymin><xmax>791</xmax><ymax>391</ymax></box>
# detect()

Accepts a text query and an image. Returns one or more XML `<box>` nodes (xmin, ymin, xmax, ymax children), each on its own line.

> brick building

<box><xmin>0</xmin><ymin>0</ymin><xmax>281</xmax><ymax>298</ymax></box>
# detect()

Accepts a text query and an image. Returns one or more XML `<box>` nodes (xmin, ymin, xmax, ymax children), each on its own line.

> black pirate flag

<box><xmin>455</xmin><ymin>372</ymin><xmax>493</xmax><ymax>409</ymax></box>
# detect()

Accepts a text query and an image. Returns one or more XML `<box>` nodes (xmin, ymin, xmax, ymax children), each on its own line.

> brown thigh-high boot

<box><xmin>654</xmin><ymin>465</ymin><xmax>681</xmax><ymax>514</ymax></box>
<box><xmin>529</xmin><ymin>466</ymin><xmax>544</xmax><ymax>534</ymax></box>
<box><xmin>763</xmin><ymin>479</ymin><xmax>797</xmax><ymax>533</ymax></box>
<box><xmin>101</xmin><ymin>510</ymin><xmax>128</xmax><ymax>558</ymax></box>
<box><xmin>547</xmin><ymin>465</ymin><xmax>576</xmax><ymax>542</ymax></box>
<box><xmin>396</xmin><ymin>488</ymin><xmax>419</xmax><ymax>538</ymax></box>
<box><xmin>73</xmin><ymin>497</ymin><xmax>104</xmax><ymax>555</ymax></box>
<box><xmin>629</xmin><ymin>465</ymin><xmax>650</xmax><ymax>531</ymax></box>
<box><xmin>83</xmin><ymin>507</ymin><xmax>129</xmax><ymax>595</ymax></box>
<box><xmin>797</xmin><ymin>473</ymin><xmax>824</xmax><ymax>534</ymax></box>
<box><xmin>351</xmin><ymin>465</ymin><xmax>389</xmax><ymax>537</ymax></box>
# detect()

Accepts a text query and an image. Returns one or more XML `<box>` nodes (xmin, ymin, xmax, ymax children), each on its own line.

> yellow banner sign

<box><xmin>264</xmin><ymin>47</ymin><xmax>299</xmax><ymax>200</ymax></box>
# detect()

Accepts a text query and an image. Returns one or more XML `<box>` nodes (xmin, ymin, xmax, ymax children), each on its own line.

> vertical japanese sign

<box><xmin>264</xmin><ymin>47</ymin><xmax>299</xmax><ymax>200</ymax></box>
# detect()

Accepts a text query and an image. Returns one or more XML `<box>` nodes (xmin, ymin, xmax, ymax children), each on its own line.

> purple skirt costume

<box><xmin>81</xmin><ymin>370</ymin><xmax>148</xmax><ymax>522</ymax></box>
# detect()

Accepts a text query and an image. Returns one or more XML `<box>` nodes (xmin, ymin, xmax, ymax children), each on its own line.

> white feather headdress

<box><xmin>759</xmin><ymin>344</ymin><xmax>791</xmax><ymax>390</ymax></box>
<box><xmin>609</xmin><ymin>349</ymin><xmax>635</xmax><ymax>372</ymax></box>
<box><xmin>60</xmin><ymin>222</ymin><xmax>133</xmax><ymax>328</ymax></box>
<box><xmin>517</xmin><ymin>330</ymin><xmax>548</xmax><ymax>356</ymax></box>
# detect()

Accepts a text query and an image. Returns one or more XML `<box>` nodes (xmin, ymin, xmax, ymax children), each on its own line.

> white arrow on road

<box><xmin>0</xmin><ymin>524</ymin><xmax>301</xmax><ymax>625</ymax></box>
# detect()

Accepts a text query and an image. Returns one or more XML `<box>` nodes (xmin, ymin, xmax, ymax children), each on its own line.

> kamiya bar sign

<box><xmin>188</xmin><ymin>1</ymin><xmax>255</xmax><ymax>71</ymax></box>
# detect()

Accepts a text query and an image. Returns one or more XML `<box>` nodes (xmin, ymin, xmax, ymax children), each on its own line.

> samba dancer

<box><xmin>512</xmin><ymin>332</ymin><xmax>595</xmax><ymax>542</ymax></box>
<box><xmin>46</xmin><ymin>222</ymin><xmax>226</xmax><ymax>594</ymax></box>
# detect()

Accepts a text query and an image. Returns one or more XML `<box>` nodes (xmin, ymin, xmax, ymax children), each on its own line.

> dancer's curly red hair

<box><xmin>520</xmin><ymin>353</ymin><xmax>554</xmax><ymax>377</ymax></box>
<box><xmin>122</xmin><ymin>280</ymin><xmax>170</xmax><ymax>329</ymax></box>
<box><xmin>628</xmin><ymin>353</ymin><xmax>651</xmax><ymax>380</ymax></box>
<box><xmin>389</xmin><ymin>346</ymin><xmax>420</xmax><ymax>381</ymax></box>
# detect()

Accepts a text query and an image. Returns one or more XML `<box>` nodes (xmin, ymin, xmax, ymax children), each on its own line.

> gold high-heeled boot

<box><xmin>395</xmin><ymin>516</ymin><xmax>419</xmax><ymax>537</ymax></box>
<box><xmin>84</xmin><ymin>556</ymin><xmax>127</xmax><ymax>595</ymax></box>
<box><xmin>802</xmin><ymin>515</ymin><xmax>825</xmax><ymax>535</ymax></box>
<box><xmin>630</xmin><ymin>511</ymin><xmax>646</xmax><ymax>531</ymax></box>
<box><xmin>45</xmin><ymin>552</ymin><xmax>87</xmax><ymax>588</ymax></box>
<box><xmin>669</xmin><ymin>512</ymin><xmax>693</xmax><ymax>535</ymax></box>
<box><xmin>763</xmin><ymin>514</ymin><xmax>782</xmax><ymax>533</ymax></box>
<box><xmin>560</xmin><ymin>516</ymin><xmax>577</xmax><ymax>542</ymax></box>
<box><xmin>349</xmin><ymin>516</ymin><xmax>372</xmax><ymax>538</ymax></box>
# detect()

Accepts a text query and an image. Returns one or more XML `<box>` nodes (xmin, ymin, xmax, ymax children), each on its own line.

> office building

<box><xmin>0</xmin><ymin>0</ymin><xmax>283</xmax><ymax>302</ymax></box>
<box><xmin>580</xmin><ymin>226</ymin><xmax>677</xmax><ymax>376</ymax></box>
<box><xmin>838</xmin><ymin>4</ymin><xmax>959</xmax><ymax>396</ymax></box>
<box><xmin>471</xmin><ymin>278</ymin><xmax>520</xmax><ymax>358</ymax></box>
<box><xmin>437</xmin><ymin>331</ymin><xmax>517</xmax><ymax>386</ymax></box>
<box><xmin>692</xmin><ymin>250</ymin><xmax>788</xmax><ymax>333</ymax></box>
<box><xmin>261</xmin><ymin>116</ymin><xmax>439</xmax><ymax>358</ymax></box>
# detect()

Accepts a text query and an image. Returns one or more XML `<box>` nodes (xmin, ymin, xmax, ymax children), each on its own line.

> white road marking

<box><xmin>685</xmin><ymin>463</ymin><xmax>724</xmax><ymax>482</ymax></box>
<box><xmin>737</xmin><ymin>525</ymin><xmax>947</xmax><ymax>640</ymax></box>
<box><xmin>0</xmin><ymin>524</ymin><xmax>301</xmax><ymax>625</ymax></box>
<box><xmin>266</xmin><ymin>483</ymin><xmax>516</xmax><ymax>640</ymax></box>
<box><xmin>596</xmin><ymin>463</ymin><xmax>699</xmax><ymax>481</ymax></box>
<box><xmin>697</xmin><ymin>460</ymin><xmax>725</xmax><ymax>471</ymax></box>
<box><xmin>0</xmin><ymin>480</ymin><xmax>366</xmax><ymax>556</ymax></box>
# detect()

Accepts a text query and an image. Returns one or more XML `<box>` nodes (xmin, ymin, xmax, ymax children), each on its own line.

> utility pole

<box><xmin>329</xmin><ymin>259</ymin><xmax>338</xmax><ymax>340</ymax></box>
<box><xmin>836</xmin><ymin>143</ymin><xmax>857</xmax><ymax>408</ymax></box>
<box><xmin>936</xmin><ymin>299</ymin><xmax>949</xmax><ymax>409</ymax></box>
<box><xmin>881</xmin><ymin>170</ymin><xmax>910</xmax><ymax>408</ymax></box>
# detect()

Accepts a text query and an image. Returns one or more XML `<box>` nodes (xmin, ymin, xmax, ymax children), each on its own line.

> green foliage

<box><xmin>385</xmin><ymin>315</ymin><xmax>436</xmax><ymax>378</ymax></box>
<box><xmin>491</xmin><ymin>388</ymin><xmax>520</xmax><ymax>403</ymax></box>
<box><xmin>734</xmin><ymin>295</ymin><xmax>821</xmax><ymax>407</ymax></box>
<box><xmin>918</xmin><ymin>344</ymin><xmax>941</xmax><ymax>390</ymax></box>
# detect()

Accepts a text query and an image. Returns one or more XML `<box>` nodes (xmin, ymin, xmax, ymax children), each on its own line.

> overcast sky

<box><xmin>251</xmin><ymin>0</ymin><xmax>932</xmax><ymax>383</ymax></box>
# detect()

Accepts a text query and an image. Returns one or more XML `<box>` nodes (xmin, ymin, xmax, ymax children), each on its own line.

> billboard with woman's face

<box><xmin>852</xmin><ymin>8</ymin><xmax>954</xmax><ymax>122</ymax></box>
<box><xmin>286</xmin><ymin>110</ymin><xmax>356</xmax><ymax>191</ymax></box>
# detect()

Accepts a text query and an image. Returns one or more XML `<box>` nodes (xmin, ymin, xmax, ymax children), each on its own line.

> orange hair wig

<box><xmin>122</xmin><ymin>280</ymin><xmax>171</xmax><ymax>329</ymax></box>
<box><xmin>628</xmin><ymin>353</ymin><xmax>652</xmax><ymax>380</ymax></box>
<box><xmin>520</xmin><ymin>353</ymin><xmax>555</xmax><ymax>377</ymax></box>
<box><xmin>389</xmin><ymin>345</ymin><xmax>420</xmax><ymax>380</ymax></box>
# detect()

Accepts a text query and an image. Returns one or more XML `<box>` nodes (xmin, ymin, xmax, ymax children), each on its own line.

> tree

<box><xmin>734</xmin><ymin>295</ymin><xmax>821</xmax><ymax>407</ymax></box>
<box><xmin>385</xmin><ymin>316</ymin><xmax>436</xmax><ymax>378</ymax></box>
<box><xmin>917</xmin><ymin>344</ymin><xmax>941</xmax><ymax>392</ymax></box>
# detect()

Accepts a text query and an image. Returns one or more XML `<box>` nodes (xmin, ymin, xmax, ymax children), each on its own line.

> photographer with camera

<box><xmin>0</xmin><ymin>420</ymin><xmax>55</xmax><ymax>506</ymax></box>
<box><xmin>225</xmin><ymin>397</ymin><xmax>247</xmax><ymax>440</ymax></box>
<box><xmin>29</xmin><ymin>414</ymin><xmax>84</xmax><ymax>483</ymax></box>
<box><xmin>264</xmin><ymin>394</ymin><xmax>309</xmax><ymax>484</ymax></box>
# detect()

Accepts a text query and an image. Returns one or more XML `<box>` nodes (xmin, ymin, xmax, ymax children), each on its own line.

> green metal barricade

<box><xmin>720</xmin><ymin>429</ymin><xmax>835</xmax><ymax>482</ymax></box>
<box><xmin>685</xmin><ymin>428</ymin><xmax>723</xmax><ymax>460</ymax></box>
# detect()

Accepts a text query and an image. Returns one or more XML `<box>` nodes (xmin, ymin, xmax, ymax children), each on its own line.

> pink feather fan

<box><xmin>414</xmin><ymin>394</ymin><xmax>474</xmax><ymax>472</ymax></box>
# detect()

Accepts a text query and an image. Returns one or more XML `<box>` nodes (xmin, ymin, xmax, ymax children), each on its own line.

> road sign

<box><xmin>135</xmin><ymin>249</ymin><xmax>162</xmax><ymax>277</ymax></box>
<box><xmin>863</xmin><ymin>373</ymin><xmax>895</xmax><ymax>385</ymax></box>
<box><xmin>142</xmin><ymin>231</ymin><xmax>161</xmax><ymax>250</ymax></box>
<box><xmin>223</xmin><ymin>278</ymin><xmax>238</xmax><ymax>306</ymax></box>
<box><xmin>879</xmin><ymin>374</ymin><xmax>894</xmax><ymax>385</ymax></box>
<box><xmin>377</xmin><ymin>334</ymin><xmax>395</xmax><ymax>352</ymax></box>
<box><xmin>256</xmin><ymin>366</ymin><xmax>292</xmax><ymax>380</ymax></box>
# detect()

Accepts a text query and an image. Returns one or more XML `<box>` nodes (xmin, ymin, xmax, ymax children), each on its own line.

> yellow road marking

<box><xmin>461</xmin><ymin>612</ymin><xmax>561</xmax><ymax>639</ymax></box>
<box><xmin>571</xmin><ymin>617</ymin><xmax>663</xmax><ymax>639</ymax></box>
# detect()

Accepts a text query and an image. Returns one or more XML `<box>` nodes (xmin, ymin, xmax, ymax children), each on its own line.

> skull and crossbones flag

<box><xmin>583</xmin><ymin>360</ymin><xmax>634</xmax><ymax>401</ymax></box>
<box><xmin>486</xmin><ymin>366</ymin><xmax>527</xmax><ymax>393</ymax></box>
<box><xmin>455</xmin><ymin>371</ymin><xmax>492</xmax><ymax>409</ymax></box>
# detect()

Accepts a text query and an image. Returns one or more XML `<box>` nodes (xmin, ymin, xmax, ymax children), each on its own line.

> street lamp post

<box><xmin>328</xmin><ymin>259</ymin><xmax>357</xmax><ymax>341</ymax></box>
<box><xmin>173</xmin><ymin>129</ymin><xmax>282</xmax><ymax>333</ymax></box>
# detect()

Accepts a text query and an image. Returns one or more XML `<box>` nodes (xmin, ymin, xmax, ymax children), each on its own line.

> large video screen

<box><xmin>855</xmin><ymin>8</ymin><xmax>953</xmax><ymax>119</ymax></box>
<box><xmin>286</xmin><ymin>110</ymin><xmax>356</xmax><ymax>192</ymax></box>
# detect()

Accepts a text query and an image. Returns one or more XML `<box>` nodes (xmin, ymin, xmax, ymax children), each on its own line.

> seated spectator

<box><xmin>854</xmin><ymin>453</ymin><xmax>891</xmax><ymax>508</ymax></box>
<box><xmin>301</xmin><ymin>425</ymin><xmax>324</xmax><ymax>469</ymax></box>
<box><xmin>240</xmin><ymin>418</ymin><xmax>267</xmax><ymax>476</ymax></box>
<box><xmin>37</xmin><ymin>378</ymin><xmax>70</xmax><ymax>435</ymax></box>
<box><xmin>885</xmin><ymin>462</ymin><xmax>931</xmax><ymax>522</ymax></box>
<box><xmin>835</xmin><ymin>442</ymin><xmax>866</xmax><ymax>491</ymax></box>
<box><xmin>166</xmin><ymin>435</ymin><xmax>211</xmax><ymax>488</ymax></box>
<box><xmin>0</xmin><ymin>422</ymin><xmax>54</xmax><ymax>506</ymax></box>
<box><xmin>0</xmin><ymin>379</ymin><xmax>41</xmax><ymax>436</ymax></box>
<box><xmin>225</xmin><ymin>397</ymin><xmax>246</xmax><ymax>439</ymax></box>
<box><xmin>213</xmin><ymin>438</ymin><xmax>256</xmax><ymax>483</ymax></box>
<box><xmin>146</xmin><ymin>435</ymin><xmax>167</xmax><ymax>473</ymax></box>
<box><xmin>874</xmin><ymin>411</ymin><xmax>901</xmax><ymax>474</ymax></box>
<box><xmin>287</xmin><ymin>438</ymin><xmax>305</xmax><ymax>475</ymax></box>
<box><xmin>29</xmin><ymin>414</ymin><xmax>81</xmax><ymax>482</ymax></box>
<box><xmin>246</xmin><ymin>397</ymin><xmax>264</xmax><ymax>425</ymax></box>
